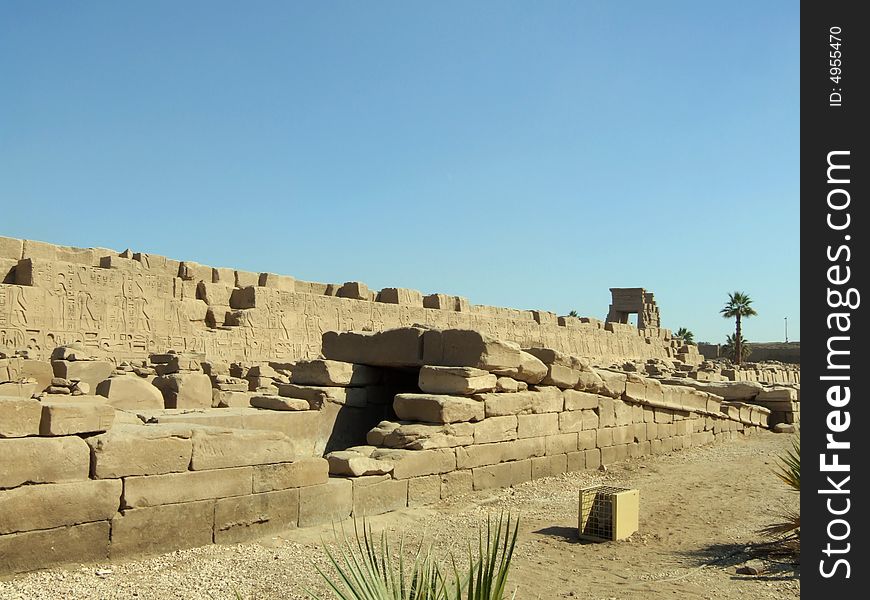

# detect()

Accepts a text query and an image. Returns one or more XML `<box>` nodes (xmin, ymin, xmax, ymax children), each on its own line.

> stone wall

<box><xmin>0</xmin><ymin>235</ymin><xmax>700</xmax><ymax>365</ymax></box>
<box><xmin>1</xmin><ymin>327</ymin><xmax>778</xmax><ymax>575</ymax></box>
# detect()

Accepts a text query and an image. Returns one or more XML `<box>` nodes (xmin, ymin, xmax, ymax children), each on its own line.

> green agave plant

<box><xmin>309</xmin><ymin>513</ymin><xmax>519</xmax><ymax>600</ymax></box>
<box><xmin>761</xmin><ymin>434</ymin><xmax>800</xmax><ymax>539</ymax></box>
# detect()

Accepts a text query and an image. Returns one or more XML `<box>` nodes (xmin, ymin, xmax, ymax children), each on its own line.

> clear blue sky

<box><xmin>0</xmin><ymin>1</ymin><xmax>799</xmax><ymax>344</ymax></box>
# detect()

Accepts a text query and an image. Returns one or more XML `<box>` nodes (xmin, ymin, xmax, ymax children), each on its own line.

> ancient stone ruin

<box><xmin>0</xmin><ymin>236</ymin><xmax>800</xmax><ymax>574</ymax></box>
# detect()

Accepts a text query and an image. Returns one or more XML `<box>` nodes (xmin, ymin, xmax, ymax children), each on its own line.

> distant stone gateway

<box><xmin>0</xmin><ymin>235</ymin><xmax>799</xmax><ymax>574</ymax></box>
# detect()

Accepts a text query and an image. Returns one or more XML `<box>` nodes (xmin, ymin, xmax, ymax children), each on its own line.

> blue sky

<box><xmin>0</xmin><ymin>1</ymin><xmax>799</xmax><ymax>343</ymax></box>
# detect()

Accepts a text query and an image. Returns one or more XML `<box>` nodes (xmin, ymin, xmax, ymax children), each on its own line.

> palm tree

<box><xmin>674</xmin><ymin>327</ymin><xmax>695</xmax><ymax>345</ymax></box>
<box><xmin>720</xmin><ymin>291</ymin><xmax>757</xmax><ymax>365</ymax></box>
<box><xmin>568</xmin><ymin>310</ymin><xmax>579</xmax><ymax>318</ymax></box>
<box><xmin>723</xmin><ymin>333</ymin><xmax>752</xmax><ymax>362</ymax></box>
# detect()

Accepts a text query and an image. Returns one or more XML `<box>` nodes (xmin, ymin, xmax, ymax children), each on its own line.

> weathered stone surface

<box><xmin>212</xmin><ymin>390</ymin><xmax>255</xmax><ymax>408</ymax></box>
<box><xmin>292</xmin><ymin>359</ymin><xmax>380</xmax><ymax>387</ymax></box>
<box><xmin>440</xmin><ymin>470</ymin><xmax>473</xmax><ymax>498</ymax></box>
<box><xmin>408</xmin><ymin>475</ymin><xmax>441</xmax><ymax>506</ymax></box>
<box><xmin>0</xmin><ymin>436</ymin><xmax>90</xmax><ymax>489</ymax></box>
<box><xmin>253</xmin><ymin>458</ymin><xmax>329</xmax><ymax>492</ymax></box>
<box><xmin>394</xmin><ymin>394</ymin><xmax>484</xmax><ymax>424</ymax></box>
<box><xmin>335</xmin><ymin>281</ymin><xmax>370</xmax><ymax>301</ymax></box>
<box><xmin>0</xmin><ymin>381</ymin><xmax>39</xmax><ymax>399</ymax></box>
<box><xmin>278</xmin><ymin>383</ymin><xmax>367</xmax><ymax>408</ymax></box>
<box><xmin>418</xmin><ymin>366</ymin><xmax>497</xmax><ymax>395</ymax></box>
<box><xmin>472</xmin><ymin>415</ymin><xmax>518</xmax><ymax>444</ymax></box>
<box><xmin>495</xmin><ymin>377</ymin><xmax>525</xmax><ymax>393</ymax></box>
<box><xmin>370</xmin><ymin>448</ymin><xmax>456</xmax><ymax>479</ymax></box>
<box><xmin>531</xmin><ymin>454</ymin><xmax>568</xmax><ymax>479</ymax></box>
<box><xmin>123</xmin><ymin>467</ymin><xmax>253</xmax><ymax>508</ymax></box>
<box><xmin>88</xmin><ymin>424</ymin><xmax>193</xmax><ymax>478</ymax></box>
<box><xmin>258</xmin><ymin>272</ymin><xmax>296</xmax><ymax>291</ymax></box>
<box><xmin>0</xmin><ymin>479</ymin><xmax>121</xmax><ymax>534</ymax></box>
<box><xmin>110</xmin><ymin>499</ymin><xmax>214</xmax><ymax>557</ymax></box>
<box><xmin>0</xmin><ymin>396</ymin><xmax>42</xmax><ymax>437</ymax></box>
<box><xmin>0</xmin><ymin>522</ymin><xmax>110</xmax><ymax>575</ymax></box>
<box><xmin>197</xmin><ymin>282</ymin><xmax>234</xmax><ymax>306</ymax></box>
<box><xmin>215</xmin><ymin>488</ymin><xmax>299</xmax><ymax>543</ymax></box>
<box><xmin>422</xmin><ymin>329</ymin><xmax>522</xmax><ymax>371</ymax></box>
<box><xmin>39</xmin><ymin>400</ymin><xmax>115</xmax><ymax>435</ymax></box>
<box><xmin>323</xmin><ymin>327</ymin><xmax>425</xmax><ymax>367</ymax></box>
<box><xmin>96</xmin><ymin>376</ymin><xmax>164</xmax><ymax>410</ymax></box>
<box><xmin>153</xmin><ymin>373</ymin><xmax>212</xmax><ymax>409</ymax></box>
<box><xmin>326</xmin><ymin>450</ymin><xmax>395</xmax><ymax>476</ymax></box>
<box><xmin>373</xmin><ymin>421</ymin><xmax>474</xmax><ymax>450</ymax></box>
<box><xmin>472</xmin><ymin>460</ymin><xmax>531</xmax><ymax>490</ymax></box>
<box><xmin>250</xmin><ymin>395</ymin><xmax>310</xmax><ymax>411</ymax></box>
<box><xmin>491</xmin><ymin>351</ymin><xmax>547</xmax><ymax>385</ymax></box>
<box><xmin>377</xmin><ymin>287</ymin><xmax>423</xmax><ymax>307</ymax></box>
<box><xmin>479</xmin><ymin>387</ymin><xmax>563</xmax><ymax>417</ymax></box>
<box><xmin>353</xmin><ymin>478</ymin><xmax>408</xmax><ymax>517</ymax></box>
<box><xmin>190</xmin><ymin>427</ymin><xmax>300</xmax><ymax>470</ymax></box>
<box><xmin>455</xmin><ymin>437</ymin><xmax>545</xmax><ymax>469</ymax></box>
<box><xmin>298</xmin><ymin>479</ymin><xmax>352</xmax><ymax>527</ymax></box>
<box><xmin>51</xmin><ymin>360</ymin><xmax>113</xmax><ymax>392</ymax></box>
<box><xmin>517</xmin><ymin>413</ymin><xmax>560</xmax><ymax>438</ymax></box>
<box><xmin>562</xmin><ymin>389</ymin><xmax>601</xmax><ymax>411</ymax></box>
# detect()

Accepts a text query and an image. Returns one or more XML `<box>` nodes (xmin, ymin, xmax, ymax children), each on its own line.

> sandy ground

<box><xmin>0</xmin><ymin>431</ymin><xmax>800</xmax><ymax>600</ymax></box>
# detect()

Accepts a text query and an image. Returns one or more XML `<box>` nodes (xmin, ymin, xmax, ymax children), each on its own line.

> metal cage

<box><xmin>578</xmin><ymin>485</ymin><xmax>639</xmax><ymax>542</ymax></box>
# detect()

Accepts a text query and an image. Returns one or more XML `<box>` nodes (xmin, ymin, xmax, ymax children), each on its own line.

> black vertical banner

<box><xmin>802</xmin><ymin>1</ymin><xmax>869</xmax><ymax>596</ymax></box>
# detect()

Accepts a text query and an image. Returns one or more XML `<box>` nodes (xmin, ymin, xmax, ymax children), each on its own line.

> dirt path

<box><xmin>0</xmin><ymin>431</ymin><xmax>800</xmax><ymax>599</ymax></box>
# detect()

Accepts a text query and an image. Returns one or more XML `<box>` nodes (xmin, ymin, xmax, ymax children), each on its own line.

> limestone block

<box><xmin>545</xmin><ymin>432</ymin><xmax>579</xmax><ymax>455</ymax></box>
<box><xmin>213</xmin><ymin>390</ymin><xmax>254</xmax><ymax>408</ymax></box>
<box><xmin>472</xmin><ymin>460</ymin><xmax>531</xmax><ymax>490</ymax></box>
<box><xmin>326</xmin><ymin>450</ymin><xmax>394</xmax><ymax>476</ymax></box>
<box><xmin>153</xmin><ymin>373</ymin><xmax>212</xmax><ymax>409</ymax></box>
<box><xmin>258</xmin><ymin>272</ymin><xmax>296</xmax><ymax>291</ymax></box>
<box><xmin>291</xmin><ymin>360</ymin><xmax>380</xmax><ymax>387</ymax></box>
<box><xmin>352</xmin><ymin>478</ymin><xmax>408</xmax><ymax>517</ymax></box>
<box><xmin>422</xmin><ymin>293</ymin><xmax>465</xmax><ymax>311</ymax></box>
<box><xmin>322</xmin><ymin>327</ymin><xmax>425</xmax><ymax>368</ymax></box>
<box><xmin>440</xmin><ymin>470</ymin><xmax>473</xmax><ymax>498</ymax></box>
<box><xmin>566</xmin><ymin>451</ymin><xmax>585</xmax><ymax>471</ymax></box>
<box><xmin>178</xmin><ymin>261</ymin><xmax>213</xmax><ymax>282</ymax></box>
<box><xmin>110</xmin><ymin>499</ymin><xmax>214</xmax><ymax>557</ymax></box>
<box><xmin>336</xmin><ymin>281</ymin><xmax>370</xmax><ymax>300</ymax></box>
<box><xmin>250</xmin><ymin>395</ymin><xmax>310</xmax><ymax>411</ymax></box>
<box><xmin>211</xmin><ymin>266</ymin><xmax>235</xmax><ymax>284</ymax></box>
<box><xmin>298</xmin><ymin>479</ymin><xmax>353</xmax><ymax>527</ymax></box>
<box><xmin>4</xmin><ymin>358</ymin><xmax>53</xmax><ymax>392</ymax></box>
<box><xmin>123</xmin><ymin>466</ymin><xmax>253</xmax><ymax>508</ymax></box>
<box><xmin>99</xmin><ymin>255</ymin><xmax>142</xmax><ymax>271</ymax></box>
<box><xmin>563</xmin><ymin>390</ymin><xmax>600</xmax><ymax>411</ymax></box>
<box><xmin>0</xmin><ymin>479</ymin><xmax>121</xmax><ymax>534</ymax></box>
<box><xmin>369</xmin><ymin>448</ymin><xmax>456</xmax><ymax>479</ymax></box>
<box><xmin>472</xmin><ymin>415</ymin><xmax>518</xmax><ymax>444</ymax></box>
<box><xmin>479</xmin><ymin>387</ymin><xmax>563</xmax><ymax>417</ymax></box>
<box><xmin>408</xmin><ymin>475</ymin><xmax>441</xmax><ymax>506</ymax></box>
<box><xmin>517</xmin><ymin>413</ymin><xmax>560</xmax><ymax>438</ymax></box>
<box><xmin>190</xmin><ymin>427</ymin><xmax>300</xmax><ymax>470</ymax></box>
<box><xmin>377</xmin><ymin>287</ymin><xmax>423</xmax><ymax>307</ymax></box>
<box><xmin>422</xmin><ymin>329</ymin><xmax>522</xmax><ymax>371</ymax></box>
<box><xmin>376</xmin><ymin>421</ymin><xmax>474</xmax><ymax>450</ymax></box>
<box><xmin>591</xmin><ymin>369</ymin><xmax>628</xmax><ymax>398</ymax></box>
<box><xmin>0</xmin><ymin>436</ymin><xmax>90</xmax><ymax>489</ymax></box>
<box><xmin>279</xmin><ymin>383</ymin><xmax>367</xmax><ymax>408</ymax></box>
<box><xmin>578</xmin><ymin>430</ymin><xmax>596</xmax><ymax>450</ymax></box>
<box><xmin>0</xmin><ymin>381</ymin><xmax>38</xmax><ymax>398</ymax></box>
<box><xmin>197</xmin><ymin>282</ymin><xmax>234</xmax><ymax>306</ymax></box>
<box><xmin>88</xmin><ymin>424</ymin><xmax>192</xmax><ymax>478</ymax></box>
<box><xmin>52</xmin><ymin>360</ymin><xmax>113</xmax><ymax>392</ymax></box>
<box><xmin>0</xmin><ymin>236</ymin><xmax>23</xmax><ymax>260</ymax></box>
<box><xmin>0</xmin><ymin>396</ymin><xmax>42</xmax><ymax>437</ymax></box>
<box><xmin>40</xmin><ymin>400</ymin><xmax>115</xmax><ymax>436</ymax></box>
<box><xmin>0</xmin><ymin>521</ymin><xmax>110</xmax><ymax>574</ymax></box>
<box><xmin>394</xmin><ymin>393</ymin><xmax>484</xmax><ymax>424</ymax></box>
<box><xmin>96</xmin><ymin>376</ymin><xmax>164</xmax><ymax>410</ymax></box>
<box><xmin>531</xmin><ymin>454</ymin><xmax>567</xmax><ymax>479</ymax></box>
<box><xmin>253</xmin><ymin>458</ymin><xmax>330</xmax><ymax>493</ymax></box>
<box><xmin>418</xmin><ymin>366</ymin><xmax>497</xmax><ymax>395</ymax></box>
<box><xmin>558</xmin><ymin>410</ymin><xmax>584</xmax><ymax>433</ymax></box>
<box><xmin>539</xmin><ymin>364</ymin><xmax>580</xmax><ymax>389</ymax></box>
<box><xmin>455</xmin><ymin>437</ymin><xmax>545</xmax><ymax>469</ymax></box>
<box><xmin>495</xmin><ymin>377</ymin><xmax>524</xmax><ymax>393</ymax></box>
<box><xmin>215</xmin><ymin>488</ymin><xmax>300</xmax><ymax>543</ymax></box>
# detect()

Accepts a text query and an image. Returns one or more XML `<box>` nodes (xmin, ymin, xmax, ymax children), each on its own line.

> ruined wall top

<box><xmin>0</xmin><ymin>235</ymin><xmax>694</xmax><ymax>365</ymax></box>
